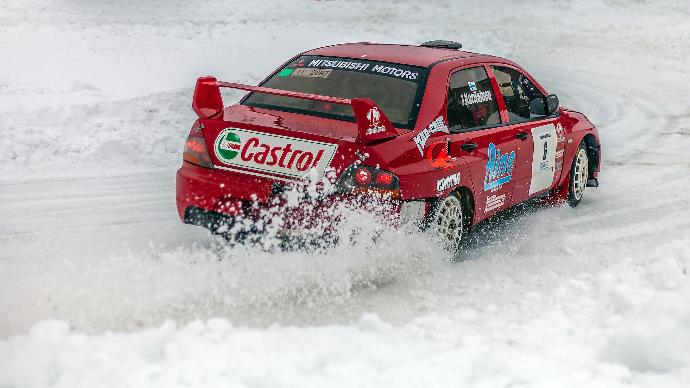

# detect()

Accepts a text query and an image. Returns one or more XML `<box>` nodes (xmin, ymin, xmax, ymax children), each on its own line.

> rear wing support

<box><xmin>192</xmin><ymin>76</ymin><xmax>400</xmax><ymax>145</ymax></box>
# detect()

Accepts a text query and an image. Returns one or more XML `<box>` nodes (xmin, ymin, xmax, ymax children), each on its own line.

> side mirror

<box><xmin>529</xmin><ymin>94</ymin><xmax>559</xmax><ymax>116</ymax></box>
<box><xmin>546</xmin><ymin>94</ymin><xmax>559</xmax><ymax>115</ymax></box>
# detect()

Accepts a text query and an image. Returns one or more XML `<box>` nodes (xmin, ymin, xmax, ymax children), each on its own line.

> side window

<box><xmin>447</xmin><ymin>66</ymin><xmax>500</xmax><ymax>131</ymax></box>
<box><xmin>491</xmin><ymin>66</ymin><xmax>546</xmax><ymax>123</ymax></box>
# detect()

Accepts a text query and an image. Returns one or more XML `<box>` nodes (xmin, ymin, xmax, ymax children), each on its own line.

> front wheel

<box><xmin>568</xmin><ymin>142</ymin><xmax>589</xmax><ymax>207</ymax></box>
<box><xmin>433</xmin><ymin>192</ymin><xmax>465</xmax><ymax>253</ymax></box>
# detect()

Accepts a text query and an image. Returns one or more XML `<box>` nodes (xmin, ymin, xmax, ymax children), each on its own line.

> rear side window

<box><xmin>243</xmin><ymin>56</ymin><xmax>428</xmax><ymax>129</ymax></box>
<box><xmin>491</xmin><ymin>66</ymin><xmax>546</xmax><ymax>123</ymax></box>
<box><xmin>447</xmin><ymin>66</ymin><xmax>501</xmax><ymax>131</ymax></box>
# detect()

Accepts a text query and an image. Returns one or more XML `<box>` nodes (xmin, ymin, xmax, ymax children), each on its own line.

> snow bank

<box><xmin>601</xmin><ymin>239</ymin><xmax>690</xmax><ymax>374</ymax></box>
<box><xmin>2</xmin><ymin>297</ymin><xmax>689</xmax><ymax>388</ymax></box>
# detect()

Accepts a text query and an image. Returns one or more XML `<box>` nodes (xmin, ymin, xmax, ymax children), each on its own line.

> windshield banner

<box><xmin>286</xmin><ymin>56</ymin><xmax>424</xmax><ymax>82</ymax></box>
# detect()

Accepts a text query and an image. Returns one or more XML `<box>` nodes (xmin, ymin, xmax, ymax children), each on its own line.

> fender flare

<box><xmin>557</xmin><ymin>129</ymin><xmax>600</xmax><ymax>189</ymax></box>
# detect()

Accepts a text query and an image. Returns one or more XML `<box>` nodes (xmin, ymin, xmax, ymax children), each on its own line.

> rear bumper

<box><xmin>183</xmin><ymin>206</ymin><xmax>236</xmax><ymax>233</ymax></box>
<box><xmin>176</xmin><ymin>161</ymin><xmax>423</xmax><ymax>233</ymax></box>
<box><xmin>176</xmin><ymin>161</ymin><xmax>276</xmax><ymax>221</ymax></box>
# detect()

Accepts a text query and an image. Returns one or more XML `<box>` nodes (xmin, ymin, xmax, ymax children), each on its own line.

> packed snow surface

<box><xmin>1</xmin><ymin>0</ymin><xmax>690</xmax><ymax>387</ymax></box>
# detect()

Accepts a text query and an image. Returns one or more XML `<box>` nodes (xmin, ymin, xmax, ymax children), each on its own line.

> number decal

<box><xmin>529</xmin><ymin>124</ymin><xmax>558</xmax><ymax>195</ymax></box>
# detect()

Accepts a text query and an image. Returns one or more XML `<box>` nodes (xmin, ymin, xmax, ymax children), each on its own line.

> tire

<box><xmin>568</xmin><ymin>141</ymin><xmax>589</xmax><ymax>207</ymax></box>
<box><xmin>433</xmin><ymin>192</ymin><xmax>465</xmax><ymax>253</ymax></box>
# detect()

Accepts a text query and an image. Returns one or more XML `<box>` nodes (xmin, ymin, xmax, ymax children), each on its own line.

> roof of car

<box><xmin>304</xmin><ymin>42</ymin><xmax>501</xmax><ymax>68</ymax></box>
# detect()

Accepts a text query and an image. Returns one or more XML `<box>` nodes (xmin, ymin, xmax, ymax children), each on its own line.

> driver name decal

<box><xmin>461</xmin><ymin>90</ymin><xmax>492</xmax><ymax>106</ymax></box>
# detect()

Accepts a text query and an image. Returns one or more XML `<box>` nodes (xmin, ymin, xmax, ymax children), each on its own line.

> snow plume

<box><xmin>0</xmin><ymin>174</ymin><xmax>445</xmax><ymax>335</ymax></box>
<box><xmin>221</xmin><ymin>167</ymin><xmax>410</xmax><ymax>252</ymax></box>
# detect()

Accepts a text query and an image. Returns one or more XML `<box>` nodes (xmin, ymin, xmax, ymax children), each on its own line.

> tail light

<box><xmin>354</xmin><ymin>168</ymin><xmax>372</xmax><ymax>185</ymax></box>
<box><xmin>336</xmin><ymin>164</ymin><xmax>400</xmax><ymax>198</ymax></box>
<box><xmin>183</xmin><ymin>124</ymin><xmax>214</xmax><ymax>169</ymax></box>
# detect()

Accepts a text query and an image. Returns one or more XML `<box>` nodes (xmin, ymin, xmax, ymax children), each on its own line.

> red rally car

<box><xmin>176</xmin><ymin>40</ymin><xmax>601</xmax><ymax>250</ymax></box>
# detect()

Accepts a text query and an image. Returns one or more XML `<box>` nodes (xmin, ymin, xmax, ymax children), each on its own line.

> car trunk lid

<box><xmin>200</xmin><ymin>108</ymin><xmax>349</xmax><ymax>182</ymax></box>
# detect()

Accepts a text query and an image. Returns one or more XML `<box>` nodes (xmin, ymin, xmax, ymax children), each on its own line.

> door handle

<box><xmin>460</xmin><ymin>142</ymin><xmax>478</xmax><ymax>153</ymax></box>
<box><xmin>516</xmin><ymin>132</ymin><xmax>529</xmax><ymax>140</ymax></box>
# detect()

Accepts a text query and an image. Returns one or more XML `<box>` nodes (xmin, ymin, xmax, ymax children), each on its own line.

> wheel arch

<box><xmin>455</xmin><ymin>185</ymin><xmax>475</xmax><ymax>228</ymax></box>
<box><xmin>557</xmin><ymin>129</ymin><xmax>599</xmax><ymax>188</ymax></box>
<box><xmin>582</xmin><ymin>133</ymin><xmax>600</xmax><ymax>178</ymax></box>
<box><xmin>426</xmin><ymin>185</ymin><xmax>475</xmax><ymax>229</ymax></box>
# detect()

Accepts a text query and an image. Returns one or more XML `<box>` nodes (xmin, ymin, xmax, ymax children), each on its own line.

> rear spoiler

<box><xmin>192</xmin><ymin>76</ymin><xmax>400</xmax><ymax>145</ymax></box>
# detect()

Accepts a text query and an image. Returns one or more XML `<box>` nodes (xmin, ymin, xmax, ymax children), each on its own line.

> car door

<box><xmin>489</xmin><ymin>65</ymin><xmax>564</xmax><ymax>205</ymax></box>
<box><xmin>445</xmin><ymin>65</ymin><xmax>518</xmax><ymax>222</ymax></box>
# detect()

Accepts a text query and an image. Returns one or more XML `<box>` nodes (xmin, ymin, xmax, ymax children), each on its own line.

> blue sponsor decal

<box><xmin>483</xmin><ymin>143</ymin><xmax>516</xmax><ymax>191</ymax></box>
<box><xmin>468</xmin><ymin>81</ymin><xmax>477</xmax><ymax>92</ymax></box>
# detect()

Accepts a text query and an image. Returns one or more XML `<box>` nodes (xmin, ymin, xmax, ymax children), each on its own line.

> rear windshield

<box><xmin>242</xmin><ymin>55</ymin><xmax>428</xmax><ymax>129</ymax></box>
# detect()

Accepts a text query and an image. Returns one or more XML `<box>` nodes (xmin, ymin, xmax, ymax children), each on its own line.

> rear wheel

<box><xmin>568</xmin><ymin>142</ymin><xmax>589</xmax><ymax>207</ymax></box>
<box><xmin>433</xmin><ymin>192</ymin><xmax>465</xmax><ymax>253</ymax></box>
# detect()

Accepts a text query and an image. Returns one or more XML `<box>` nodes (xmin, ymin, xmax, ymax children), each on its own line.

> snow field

<box><xmin>1</xmin><ymin>0</ymin><xmax>690</xmax><ymax>386</ymax></box>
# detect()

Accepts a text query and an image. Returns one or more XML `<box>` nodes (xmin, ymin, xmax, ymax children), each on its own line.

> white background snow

<box><xmin>1</xmin><ymin>0</ymin><xmax>690</xmax><ymax>387</ymax></box>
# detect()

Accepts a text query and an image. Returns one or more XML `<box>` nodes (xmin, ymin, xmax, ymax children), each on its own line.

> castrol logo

<box><xmin>213</xmin><ymin>128</ymin><xmax>338</xmax><ymax>179</ymax></box>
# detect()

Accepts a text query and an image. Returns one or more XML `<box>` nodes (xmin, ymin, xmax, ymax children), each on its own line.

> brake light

<box><xmin>183</xmin><ymin>124</ymin><xmax>214</xmax><ymax>169</ymax></box>
<box><xmin>336</xmin><ymin>164</ymin><xmax>400</xmax><ymax>198</ymax></box>
<box><xmin>354</xmin><ymin>167</ymin><xmax>372</xmax><ymax>185</ymax></box>
<box><xmin>375</xmin><ymin>171</ymin><xmax>394</xmax><ymax>186</ymax></box>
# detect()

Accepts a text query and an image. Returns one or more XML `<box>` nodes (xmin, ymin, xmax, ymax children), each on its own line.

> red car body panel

<box><xmin>176</xmin><ymin>42</ymin><xmax>600</xmax><ymax>233</ymax></box>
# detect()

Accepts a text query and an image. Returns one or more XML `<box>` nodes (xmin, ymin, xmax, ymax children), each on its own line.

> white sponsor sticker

<box><xmin>555</xmin><ymin>122</ymin><xmax>566</xmax><ymax>143</ymax></box>
<box><xmin>485</xmin><ymin>194</ymin><xmax>506</xmax><ymax>212</ymax></box>
<box><xmin>365</xmin><ymin>107</ymin><xmax>386</xmax><ymax>134</ymax></box>
<box><xmin>213</xmin><ymin>128</ymin><xmax>337</xmax><ymax>179</ymax></box>
<box><xmin>436</xmin><ymin>172</ymin><xmax>461</xmax><ymax>192</ymax></box>
<box><xmin>413</xmin><ymin>116</ymin><xmax>450</xmax><ymax>156</ymax></box>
